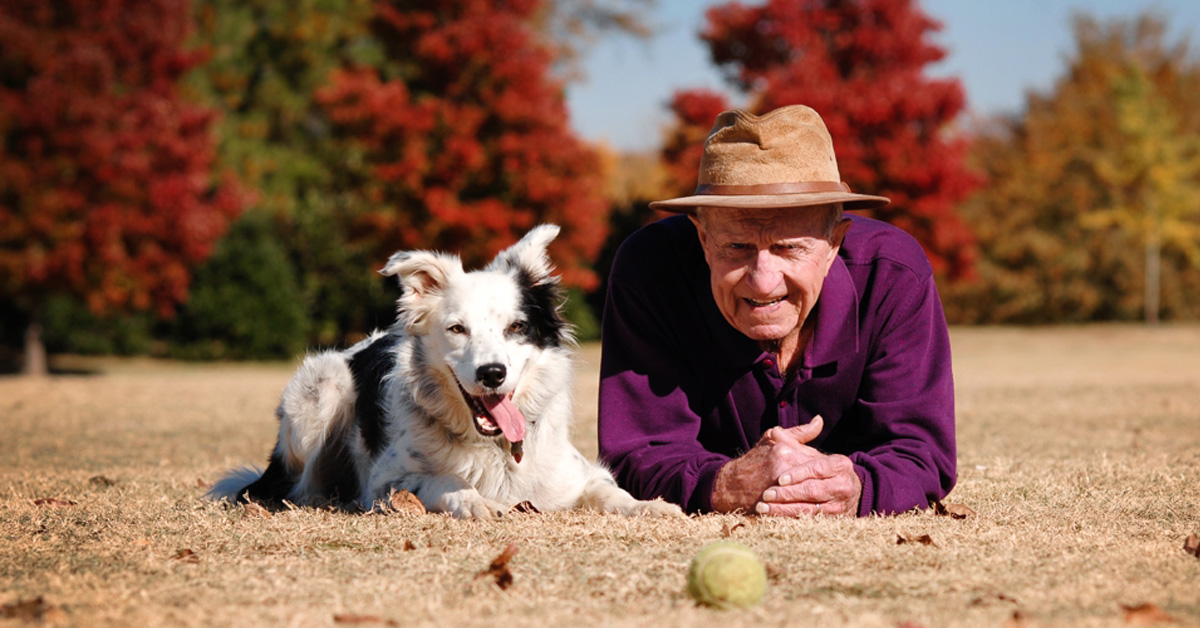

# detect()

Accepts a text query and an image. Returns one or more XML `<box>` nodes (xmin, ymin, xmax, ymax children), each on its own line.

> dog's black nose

<box><xmin>476</xmin><ymin>363</ymin><xmax>506</xmax><ymax>388</ymax></box>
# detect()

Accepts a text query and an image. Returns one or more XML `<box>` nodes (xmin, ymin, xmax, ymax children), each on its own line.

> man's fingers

<box><xmin>755</xmin><ymin>498</ymin><xmax>852</xmax><ymax>517</ymax></box>
<box><xmin>774</xmin><ymin>415</ymin><xmax>824</xmax><ymax>446</ymax></box>
<box><xmin>777</xmin><ymin>453</ymin><xmax>849</xmax><ymax>486</ymax></box>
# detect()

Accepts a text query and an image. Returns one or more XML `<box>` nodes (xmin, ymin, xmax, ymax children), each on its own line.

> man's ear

<box><xmin>825</xmin><ymin>217</ymin><xmax>852</xmax><ymax>269</ymax></box>
<box><xmin>689</xmin><ymin>211</ymin><xmax>709</xmax><ymax>250</ymax></box>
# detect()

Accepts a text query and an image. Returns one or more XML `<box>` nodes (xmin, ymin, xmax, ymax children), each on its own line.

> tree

<box><xmin>1082</xmin><ymin>57</ymin><xmax>1200</xmax><ymax>324</ymax></box>
<box><xmin>946</xmin><ymin>13</ymin><xmax>1200</xmax><ymax>324</ymax></box>
<box><xmin>663</xmin><ymin>0</ymin><xmax>979</xmax><ymax>280</ymax></box>
<box><xmin>0</xmin><ymin>0</ymin><xmax>245</xmax><ymax>374</ymax></box>
<box><xmin>187</xmin><ymin>0</ymin><xmax>393</xmax><ymax>347</ymax></box>
<box><xmin>316</xmin><ymin>0</ymin><xmax>610</xmax><ymax>291</ymax></box>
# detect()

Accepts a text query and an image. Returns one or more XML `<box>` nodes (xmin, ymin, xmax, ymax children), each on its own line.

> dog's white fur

<box><xmin>210</xmin><ymin>225</ymin><xmax>682</xmax><ymax>520</ymax></box>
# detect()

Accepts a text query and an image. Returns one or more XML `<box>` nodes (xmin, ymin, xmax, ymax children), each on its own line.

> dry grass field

<box><xmin>2</xmin><ymin>326</ymin><xmax>1199</xmax><ymax>627</ymax></box>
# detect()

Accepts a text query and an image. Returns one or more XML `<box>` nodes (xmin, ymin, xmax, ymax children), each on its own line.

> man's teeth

<box><xmin>746</xmin><ymin>297</ymin><xmax>784</xmax><ymax>306</ymax></box>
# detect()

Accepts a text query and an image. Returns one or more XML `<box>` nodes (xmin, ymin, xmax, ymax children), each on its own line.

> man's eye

<box><xmin>448</xmin><ymin>324</ymin><xmax>466</xmax><ymax>334</ymax></box>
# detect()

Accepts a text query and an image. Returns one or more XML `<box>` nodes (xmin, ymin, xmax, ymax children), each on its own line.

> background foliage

<box><xmin>3</xmin><ymin>1</ymin><xmax>1200</xmax><ymax>369</ymax></box>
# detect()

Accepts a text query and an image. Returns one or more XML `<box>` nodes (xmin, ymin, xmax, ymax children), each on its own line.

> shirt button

<box><xmin>778</xmin><ymin>399</ymin><xmax>787</xmax><ymax>408</ymax></box>
<box><xmin>763</xmin><ymin>358</ymin><xmax>774</xmax><ymax>369</ymax></box>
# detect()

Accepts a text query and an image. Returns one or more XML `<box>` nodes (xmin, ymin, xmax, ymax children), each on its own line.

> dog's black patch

<box><xmin>241</xmin><ymin>449</ymin><xmax>295</xmax><ymax>504</ymax></box>
<box><xmin>515</xmin><ymin>268</ymin><xmax>567</xmax><ymax>349</ymax></box>
<box><xmin>307</xmin><ymin>416</ymin><xmax>360</xmax><ymax>503</ymax></box>
<box><xmin>349</xmin><ymin>332</ymin><xmax>401</xmax><ymax>458</ymax></box>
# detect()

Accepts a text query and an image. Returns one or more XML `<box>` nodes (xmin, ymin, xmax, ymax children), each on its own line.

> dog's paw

<box><xmin>613</xmin><ymin>498</ymin><xmax>685</xmax><ymax>518</ymax></box>
<box><xmin>444</xmin><ymin>495</ymin><xmax>508</xmax><ymax>520</ymax></box>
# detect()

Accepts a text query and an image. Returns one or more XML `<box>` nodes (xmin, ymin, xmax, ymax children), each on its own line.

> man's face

<box><xmin>691</xmin><ymin>205</ymin><xmax>849</xmax><ymax>347</ymax></box>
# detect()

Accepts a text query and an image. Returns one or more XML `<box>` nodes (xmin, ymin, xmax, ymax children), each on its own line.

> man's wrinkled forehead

<box><xmin>694</xmin><ymin>204</ymin><xmax>839</xmax><ymax>239</ymax></box>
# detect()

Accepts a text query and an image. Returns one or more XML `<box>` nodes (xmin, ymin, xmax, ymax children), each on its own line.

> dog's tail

<box><xmin>206</xmin><ymin>466</ymin><xmax>264</xmax><ymax>502</ymax></box>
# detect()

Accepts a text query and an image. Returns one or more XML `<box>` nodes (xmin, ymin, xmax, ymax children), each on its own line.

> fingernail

<box><xmin>779</xmin><ymin>473</ymin><xmax>791</xmax><ymax>486</ymax></box>
<box><xmin>763</xmin><ymin>488</ymin><xmax>776</xmax><ymax>501</ymax></box>
<box><xmin>755</xmin><ymin>502</ymin><xmax>769</xmax><ymax>514</ymax></box>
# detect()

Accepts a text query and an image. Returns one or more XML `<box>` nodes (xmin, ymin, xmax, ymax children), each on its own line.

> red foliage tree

<box><xmin>665</xmin><ymin>0</ymin><xmax>979</xmax><ymax>279</ymax></box>
<box><xmin>316</xmin><ymin>0</ymin><xmax>609</xmax><ymax>290</ymax></box>
<box><xmin>0</xmin><ymin>0</ymin><xmax>245</xmax><ymax>374</ymax></box>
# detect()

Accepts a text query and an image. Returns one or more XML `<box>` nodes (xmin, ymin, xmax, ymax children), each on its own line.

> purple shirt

<box><xmin>597</xmin><ymin>214</ymin><xmax>956</xmax><ymax>516</ymax></box>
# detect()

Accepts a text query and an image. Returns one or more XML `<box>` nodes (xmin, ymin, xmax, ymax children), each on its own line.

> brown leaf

<box><xmin>764</xmin><ymin>560</ymin><xmax>785</xmax><ymax>581</ymax></box>
<box><xmin>387</xmin><ymin>489</ymin><xmax>426</xmax><ymax>515</ymax></box>
<box><xmin>896</xmin><ymin>533</ymin><xmax>936</xmax><ymax>547</ymax></box>
<box><xmin>0</xmin><ymin>596</ymin><xmax>64</xmax><ymax>622</ymax></box>
<box><xmin>32</xmin><ymin>498</ymin><xmax>76</xmax><ymax>507</ymax></box>
<box><xmin>509</xmin><ymin>500</ymin><xmax>540</xmax><ymax>514</ymax></box>
<box><xmin>242</xmin><ymin>500</ymin><xmax>272</xmax><ymax>518</ymax></box>
<box><xmin>172</xmin><ymin>549</ymin><xmax>200</xmax><ymax>564</ymax></box>
<box><xmin>721</xmin><ymin>521</ymin><xmax>746</xmax><ymax>538</ymax></box>
<box><xmin>195</xmin><ymin>478</ymin><xmax>212</xmax><ymax>489</ymax></box>
<box><xmin>1184</xmin><ymin>534</ymin><xmax>1199</xmax><ymax>557</ymax></box>
<box><xmin>88</xmin><ymin>475</ymin><xmax>117</xmax><ymax>487</ymax></box>
<box><xmin>476</xmin><ymin>543</ymin><xmax>518</xmax><ymax>590</ymax></box>
<box><xmin>1121</xmin><ymin>603</ymin><xmax>1176</xmax><ymax>624</ymax></box>
<box><xmin>932</xmin><ymin>500</ymin><xmax>976</xmax><ymax>519</ymax></box>
<box><xmin>333</xmin><ymin>614</ymin><xmax>398</xmax><ymax>626</ymax></box>
<box><xmin>402</xmin><ymin>539</ymin><xmax>417</xmax><ymax>551</ymax></box>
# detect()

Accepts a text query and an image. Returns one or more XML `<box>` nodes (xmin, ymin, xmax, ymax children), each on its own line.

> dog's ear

<box><xmin>379</xmin><ymin>251</ymin><xmax>463</xmax><ymax>332</ymax></box>
<box><xmin>486</xmin><ymin>224</ymin><xmax>560</xmax><ymax>282</ymax></box>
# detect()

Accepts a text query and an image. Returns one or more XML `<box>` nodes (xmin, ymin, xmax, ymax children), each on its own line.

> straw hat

<box><xmin>650</xmin><ymin>105</ymin><xmax>890</xmax><ymax>212</ymax></box>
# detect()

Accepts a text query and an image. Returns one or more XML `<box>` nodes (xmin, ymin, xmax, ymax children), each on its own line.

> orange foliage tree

<box><xmin>664</xmin><ymin>0</ymin><xmax>979</xmax><ymax>280</ymax></box>
<box><xmin>316</xmin><ymin>0</ymin><xmax>609</xmax><ymax>290</ymax></box>
<box><xmin>0</xmin><ymin>0</ymin><xmax>245</xmax><ymax>373</ymax></box>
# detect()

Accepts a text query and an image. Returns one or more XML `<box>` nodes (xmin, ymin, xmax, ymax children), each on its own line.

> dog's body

<box><xmin>210</xmin><ymin>225</ymin><xmax>681</xmax><ymax>519</ymax></box>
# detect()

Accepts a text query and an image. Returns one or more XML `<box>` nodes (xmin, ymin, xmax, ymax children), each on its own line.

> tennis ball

<box><xmin>686</xmin><ymin>541</ymin><xmax>768</xmax><ymax>609</ymax></box>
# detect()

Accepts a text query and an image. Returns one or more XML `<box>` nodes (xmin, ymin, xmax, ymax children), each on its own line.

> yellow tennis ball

<box><xmin>686</xmin><ymin>541</ymin><xmax>768</xmax><ymax>609</ymax></box>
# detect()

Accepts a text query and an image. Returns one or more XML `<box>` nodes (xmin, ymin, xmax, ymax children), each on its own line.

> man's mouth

<box><xmin>744</xmin><ymin>296</ymin><xmax>785</xmax><ymax>307</ymax></box>
<box><xmin>453</xmin><ymin>376</ymin><xmax>526</xmax><ymax>462</ymax></box>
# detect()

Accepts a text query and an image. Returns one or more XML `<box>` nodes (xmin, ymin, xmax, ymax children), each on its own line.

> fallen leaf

<box><xmin>0</xmin><ymin>596</ymin><xmax>64</xmax><ymax>622</ymax></box>
<box><xmin>172</xmin><ymin>549</ymin><xmax>200</xmax><ymax>564</ymax></box>
<box><xmin>387</xmin><ymin>489</ymin><xmax>426</xmax><ymax>515</ymax></box>
<box><xmin>509</xmin><ymin>500</ymin><xmax>540</xmax><ymax>514</ymax></box>
<box><xmin>195</xmin><ymin>478</ymin><xmax>212</xmax><ymax>489</ymax></box>
<box><xmin>721</xmin><ymin>521</ymin><xmax>746</xmax><ymax>538</ymax></box>
<box><xmin>1184</xmin><ymin>534</ymin><xmax>1199</xmax><ymax>558</ymax></box>
<box><xmin>242</xmin><ymin>500</ymin><xmax>273</xmax><ymax>518</ymax></box>
<box><xmin>476</xmin><ymin>543</ymin><xmax>518</xmax><ymax>590</ymax></box>
<box><xmin>333</xmin><ymin>614</ymin><xmax>398</xmax><ymax>626</ymax></box>
<box><xmin>971</xmin><ymin>593</ymin><xmax>1020</xmax><ymax>606</ymax></box>
<box><xmin>896</xmin><ymin>534</ymin><xmax>936</xmax><ymax>547</ymax></box>
<box><xmin>32</xmin><ymin>498</ymin><xmax>76</xmax><ymax>507</ymax></box>
<box><xmin>1121</xmin><ymin>603</ymin><xmax>1176</xmax><ymax>624</ymax></box>
<box><xmin>764</xmin><ymin>560</ymin><xmax>785</xmax><ymax>580</ymax></box>
<box><xmin>88</xmin><ymin>475</ymin><xmax>117</xmax><ymax>487</ymax></box>
<box><xmin>402</xmin><ymin>540</ymin><xmax>417</xmax><ymax>551</ymax></box>
<box><xmin>932</xmin><ymin>500</ymin><xmax>976</xmax><ymax>519</ymax></box>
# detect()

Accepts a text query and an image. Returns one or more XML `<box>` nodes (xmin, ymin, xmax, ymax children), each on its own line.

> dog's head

<box><xmin>379</xmin><ymin>225</ymin><xmax>570</xmax><ymax>458</ymax></box>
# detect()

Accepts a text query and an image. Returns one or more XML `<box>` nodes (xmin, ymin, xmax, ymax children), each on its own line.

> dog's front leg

<box><xmin>365</xmin><ymin>472</ymin><xmax>506</xmax><ymax>520</ymax></box>
<box><xmin>576</xmin><ymin>465</ymin><xmax>684</xmax><ymax>518</ymax></box>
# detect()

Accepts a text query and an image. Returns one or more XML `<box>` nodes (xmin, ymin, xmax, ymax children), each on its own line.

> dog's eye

<box><xmin>508</xmin><ymin>321</ymin><xmax>526</xmax><ymax>334</ymax></box>
<box><xmin>448</xmin><ymin>324</ymin><xmax>467</xmax><ymax>335</ymax></box>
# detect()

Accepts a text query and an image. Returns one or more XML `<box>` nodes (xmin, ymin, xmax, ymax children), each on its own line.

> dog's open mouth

<box><xmin>455</xmin><ymin>379</ymin><xmax>526</xmax><ymax>463</ymax></box>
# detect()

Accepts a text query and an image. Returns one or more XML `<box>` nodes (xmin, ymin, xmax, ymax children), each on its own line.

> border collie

<box><xmin>209</xmin><ymin>225</ymin><xmax>682</xmax><ymax>519</ymax></box>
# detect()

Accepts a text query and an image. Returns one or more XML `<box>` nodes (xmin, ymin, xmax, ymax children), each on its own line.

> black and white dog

<box><xmin>210</xmin><ymin>225</ymin><xmax>681</xmax><ymax>519</ymax></box>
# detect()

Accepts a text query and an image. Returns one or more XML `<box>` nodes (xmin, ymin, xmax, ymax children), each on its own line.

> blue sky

<box><xmin>565</xmin><ymin>0</ymin><xmax>1200</xmax><ymax>152</ymax></box>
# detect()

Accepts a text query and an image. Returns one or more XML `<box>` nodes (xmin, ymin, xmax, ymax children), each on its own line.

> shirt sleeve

<box><xmin>596</xmin><ymin>224</ymin><xmax>730</xmax><ymax>514</ymax></box>
<box><xmin>846</xmin><ymin>267</ymin><xmax>957</xmax><ymax>516</ymax></box>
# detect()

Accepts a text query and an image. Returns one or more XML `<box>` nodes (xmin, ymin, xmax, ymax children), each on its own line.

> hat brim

<box><xmin>649</xmin><ymin>191</ymin><xmax>890</xmax><ymax>213</ymax></box>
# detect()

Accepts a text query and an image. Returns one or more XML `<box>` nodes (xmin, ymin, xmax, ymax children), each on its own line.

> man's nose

<box><xmin>744</xmin><ymin>249</ymin><xmax>783</xmax><ymax>294</ymax></box>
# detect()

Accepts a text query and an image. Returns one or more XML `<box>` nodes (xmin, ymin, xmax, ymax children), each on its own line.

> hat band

<box><xmin>693</xmin><ymin>181</ymin><xmax>851</xmax><ymax>196</ymax></box>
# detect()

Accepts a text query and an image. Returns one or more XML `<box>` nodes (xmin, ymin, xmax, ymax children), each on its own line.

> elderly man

<box><xmin>597</xmin><ymin>105</ymin><xmax>956</xmax><ymax>517</ymax></box>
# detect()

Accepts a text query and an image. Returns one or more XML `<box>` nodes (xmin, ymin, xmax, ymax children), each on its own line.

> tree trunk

<box><xmin>1145</xmin><ymin>233</ymin><xmax>1161</xmax><ymax>326</ymax></box>
<box><xmin>23</xmin><ymin>307</ymin><xmax>48</xmax><ymax>377</ymax></box>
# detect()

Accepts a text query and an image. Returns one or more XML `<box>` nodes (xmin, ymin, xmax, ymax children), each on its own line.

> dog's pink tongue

<box><xmin>482</xmin><ymin>394</ymin><xmax>525</xmax><ymax>443</ymax></box>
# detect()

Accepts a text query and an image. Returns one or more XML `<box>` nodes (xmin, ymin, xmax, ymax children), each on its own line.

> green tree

<box><xmin>946</xmin><ymin>13</ymin><xmax>1200</xmax><ymax>323</ymax></box>
<box><xmin>187</xmin><ymin>0</ymin><xmax>392</xmax><ymax>347</ymax></box>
